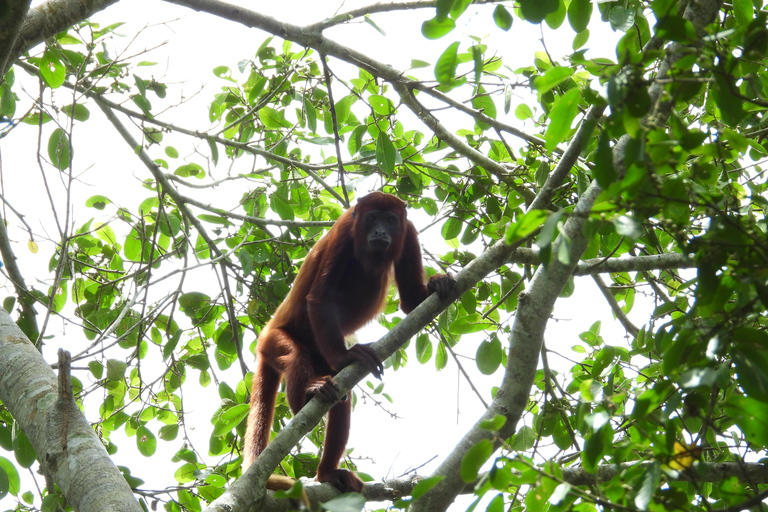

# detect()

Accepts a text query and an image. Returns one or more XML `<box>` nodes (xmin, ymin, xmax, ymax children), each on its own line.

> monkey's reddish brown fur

<box><xmin>244</xmin><ymin>192</ymin><xmax>454</xmax><ymax>493</ymax></box>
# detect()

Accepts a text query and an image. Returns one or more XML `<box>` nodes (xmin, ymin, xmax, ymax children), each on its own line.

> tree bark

<box><xmin>0</xmin><ymin>309</ymin><xmax>142</xmax><ymax>512</ymax></box>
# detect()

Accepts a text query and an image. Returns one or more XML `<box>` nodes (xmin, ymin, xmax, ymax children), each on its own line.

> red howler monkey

<box><xmin>243</xmin><ymin>191</ymin><xmax>455</xmax><ymax>493</ymax></box>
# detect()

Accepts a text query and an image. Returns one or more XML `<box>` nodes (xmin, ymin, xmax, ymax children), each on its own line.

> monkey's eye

<box><xmin>365</xmin><ymin>214</ymin><xmax>376</xmax><ymax>225</ymax></box>
<box><xmin>387</xmin><ymin>215</ymin><xmax>398</xmax><ymax>225</ymax></box>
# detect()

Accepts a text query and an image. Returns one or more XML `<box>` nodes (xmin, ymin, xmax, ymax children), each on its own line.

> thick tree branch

<box><xmin>0</xmin><ymin>0</ymin><xmax>32</xmax><ymax>77</ymax></box>
<box><xmin>5</xmin><ymin>0</ymin><xmax>118</xmax><ymax>75</ymax></box>
<box><xmin>507</xmin><ymin>247</ymin><xmax>695</xmax><ymax>275</ymax></box>
<box><xmin>0</xmin><ymin>309</ymin><xmax>141</xmax><ymax>512</ymax></box>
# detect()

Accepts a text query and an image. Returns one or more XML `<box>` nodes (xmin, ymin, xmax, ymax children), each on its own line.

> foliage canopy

<box><xmin>0</xmin><ymin>0</ymin><xmax>768</xmax><ymax>511</ymax></box>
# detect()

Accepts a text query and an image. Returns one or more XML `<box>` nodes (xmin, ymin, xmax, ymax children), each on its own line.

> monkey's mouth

<box><xmin>368</xmin><ymin>238</ymin><xmax>391</xmax><ymax>252</ymax></box>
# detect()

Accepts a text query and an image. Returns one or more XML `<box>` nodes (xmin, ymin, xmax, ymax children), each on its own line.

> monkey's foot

<box><xmin>317</xmin><ymin>468</ymin><xmax>364</xmax><ymax>493</ymax></box>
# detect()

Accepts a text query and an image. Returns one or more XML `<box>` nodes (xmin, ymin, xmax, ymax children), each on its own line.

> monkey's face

<box><xmin>363</xmin><ymin>210</ymin><xmax>401</xmax><ymax>253</ymax></box>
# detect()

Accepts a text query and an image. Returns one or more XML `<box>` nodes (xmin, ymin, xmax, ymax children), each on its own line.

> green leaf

<box><xmin>613</xmin><ymin>215</ymin><xmax>642</xmax><ymax>239</ymax></box>
<box><xmin>545</xmin><ymin>88</ymin><xmax>581</xmax><ymax>150</ymax></box>
<box><xmin>0</xmin><ymin>457</ymin><xmax>19</xmax><ymax>496</ymax></box>
<box><xmin>415</xmin><ymin>334</ymin><xmax>433</xmax><ymax>364</ymax></box>
<box><xmin>460</xmin><ymin>439</ymin><xmax>493</xmax><ymax>482</ymax></box>
<box><xmin>174</xmin><ymin>462</ymin><xmax>197</xmax><ymax>483</ymax></box>
<box><xmin>412</xmin><ymin>476</ymin><xmax>445</xmax><ymax>499</ymax></box>
<box><xmin>476</xmin><ymin>337</ymin><xmax>502</xmax><ymax>375</ymax></box>
<box><xmin>532</xmin><ymin>66</ymin><xmax>574</xmax><ymax>94</ymax></box>
<box><xmin>163</xmin><ymin>329</ymin><xmax>183</xmax><ymax>360</ymax></box>
<box><xmin>422</xmin><ymin>17</ymin><xmax>456</xmax><ymax>39</ymax></box>
<box><xmin>510</xmin><ymin>425</ymin><xmax>536</xmax><ymax>451</ymax></box>
<box><xmin>334</xmin><ymin>95</ymin><xmax>356</xmax><ymax>124</ymax></box>
<box><xmin>106</xmin><ymin>359</ymin><xmax>128</xmax><ymax>381</ymax></box>
<box><xmin>505</xmin><ymin>209</ymin><xmax>548</xmax><ymax>244</ymax></box>
<box><xmin>85</xmin><ymin>195</ymin><xmax>111</xmax><ymax>210</ymax></box>
<box><xmin>519</xmin><ymin>0</ymin><xmax>558</xmax><ymax>23</ymax></box>
<box><xmin>369</xmin><ymin>94</ymin><xmax>394</xmax><ymax>116</ymax></box>
<box><xmin>593</xmin><ymin>131</ymin><xmax>616</xmax><ymax>187</ymax></box>
<box><xmin>40</xmin><ymin>51</ymin><xmax>66</xmax><ymax>89</ymax></box>
<box><xmin>573</xmin><ymin>29</ymin><xmax>590</xmax><ymax>50</ymax></box>
<box><xmin>725</xmin><ymin>396</ymin><xmax>768</xmax><ymax>447</ymax></box>
<box><xmin>449</xmin><ymin>313</ymin><xmax>495</xmax><ymax>334</ymax></box>
<box><xmin>515</xmin><ymin>103</ymin><xmax>533</xmax><ymax>120</ymax></box>
<box><xmin>568</xmin><ymin>0</ymin><xmax>592</xmax><ymax>33</ymax></box>
<box><xmin>654</xmin><ymin>16</ymin><xmax>697</xmax><ymax>42</ymax></box>
<box><xmin>258</xmin><ymin>106</ymin><xmax>292</xmax><ymax>129</ymax></box>
<box><xmin>713</xmin><ymin>72</ymin><xmax>746</xmax><ymax>126</ymax></box>
<box><xmin>270</xmin><ymin>194</ymin><xmax>295</xmax><ymax>220</ymax></box>
<box><xmin>322</xmin><ymin>493</ymin><xmax>366</xmax><ymax>512</ymax></box>
<box><xmin>493</xmin><ymin>6</ymin><xmax>513</xmax><ymax>31</ymax></box>
<box><xmin>364</xmin><ymin>15</ymin><xmax>387</xmax><ymax>36</ymax></box>
<box><xmin>545</xmin><ymin>0</ymin><xmax>567</xmax><ymax>29</ymax></box>
<box><xmin>434</xmin><ymin>41</ymin><xmax>461</xmax><ymax>85</ymax></box>
<box><xmin>608</xmin><ymin>6</ymin><xmax>636</xmax><ymax>32</ymax></box>
<box><xmin>479</xmin><ymin>415</ymin><xmax>507</xmax><ymax>431</ymax></box>
<box><xmin>733</xmin><ymin>0</ymin><xmax>753</xmax><ymax>26</ymax></box>
<box><xmin>62</xmin><ymin>103</ymin><xmax>90</xmax><ymax>121</ymax></box>
<box><xmin>376</xmin><ymin>131</ymin><xmax>398</xmax><ymax>172</ymax></box>
<box><xmin>207</xmin><ymin>136</ymin><xmax>219</xmax><ymax>166</ymax></box>
<box><xmin>136</xmin><ymin>426</ymin><xmax>157</xmax><ymax>456</ymax></box>
<box><xmin>12</xmin><ymin>426</ymin><xmax>36</xmax><ymax>469</ymax></box>
<box><xmin>442</xmin><ymin>217</ymin><xmax>462</xmax><ymax>240</ymax></box>
<box><xmin>212</xmin><ymin>404</ymin><xmax>250</xmax><ymax>436</ymax></box>
<box><xmin>47</xmin><ymin>128</ymin><xmax>71</xmax><ymax>170</ymax></box>
<box><xmin>634</xmin><ymin>461</ymin><xmax>660</xmax><ymax>510</ymax></box>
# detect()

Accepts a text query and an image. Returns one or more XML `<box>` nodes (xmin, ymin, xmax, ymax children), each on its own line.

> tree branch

<box><xmin>0</xmin><ymin>309</ymin><xmax>142</xmax><ymax>512</ymax></box>
<box><xmin>5</xmin><ymin>0</ymin><xmax>119</xmax><ymax>75</ymax></box>
<box><xmin>0</xmin><ymin>0</ymin><xmax>32</xmax><ymax>77</ymax></box>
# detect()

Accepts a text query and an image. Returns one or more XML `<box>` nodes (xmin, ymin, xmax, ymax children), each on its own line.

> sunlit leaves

<box><xmin>259</xmin><ymin>106</ymin><xmax>292</xmax><ymax>129</ymax></box>
<box><xmin>460</xmin><ymin>439</ymin><xmax>493</xmax><ymax>482</ymax></box>
<box><xmin>376</xmin><ymin>131</ymin><xmax>398</xmax><ymax>172</ymax></box>
<box><xmin>567</xmin><ymin>0</ymin><xmax>592</xmax><ymax>33</ymax></box>
<box><xmin>532</xmin><ymin>66</ymin><xmax>574</xmax><ymax>94</ymax></box>
<box><xmin>422</xmin><ymin>17</ymin><xmax>455</xmax><ymax>39</ymax></box>
<box><xmin>608</xmin><ymin>6</ymin><xmax>636</xmax><ymax>32</ymax></box>
<box><xmin>544</xmin><ymin>88</ymin><xmax>581</xmax><ymax>150</ymax></box>
<box><xmin>493</xmin><ymin>6</ymin><xmax>513</xmax><ymax>31</ymax></box>
<box><xmin>434</xmin><ymin>41</ymin><xmax>463</xmax><ymax>88</ymax></box>
<box><xmin>505</xmin><ymin>210</ymin><xmax>548</xmax><ymax>244</ymax></box>
<box><xmin>136</xmin><ymin>426</ymin><xmax>157</xmax><ymax>456</ymax></box>
<box><xmin>40</xmin><ymin>50</ymin><xmax>65</xmax><ymax>89</ymax></box>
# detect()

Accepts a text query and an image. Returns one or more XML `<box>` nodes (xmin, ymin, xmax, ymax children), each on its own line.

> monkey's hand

<box><xmin>428</xmin><ymin>273</ymin><xmax>456</xmax><ymax>301</ymax></box>
<box><xmin>331</xmin><ymin>343</ymin><xmax>383</xmax><ymax>380</ymax></box>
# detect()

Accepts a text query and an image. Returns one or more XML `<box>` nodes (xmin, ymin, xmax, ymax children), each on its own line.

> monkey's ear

<box><xmin>351</xmin><ymin>206</ymin><xmax>357</xmax><ymax>218</ymax></box>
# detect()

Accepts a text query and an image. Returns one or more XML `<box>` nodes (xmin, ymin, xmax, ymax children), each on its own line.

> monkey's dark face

<box><xmin>364</xmin><ymin>210</ymin><xmax>401</xmax><ymax>252</ymax></box>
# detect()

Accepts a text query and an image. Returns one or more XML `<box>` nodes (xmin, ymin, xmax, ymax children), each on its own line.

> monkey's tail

<box><xmin>243</xmin><ymin>358</ymin><xmax>281</xmax><ymax>468</ymax></box>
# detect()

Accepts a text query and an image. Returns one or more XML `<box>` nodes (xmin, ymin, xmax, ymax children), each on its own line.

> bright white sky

<box><xmin>2</xmin><ymin>1</ymin><xmax>657</xmax><ymax>510</ymax></box>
